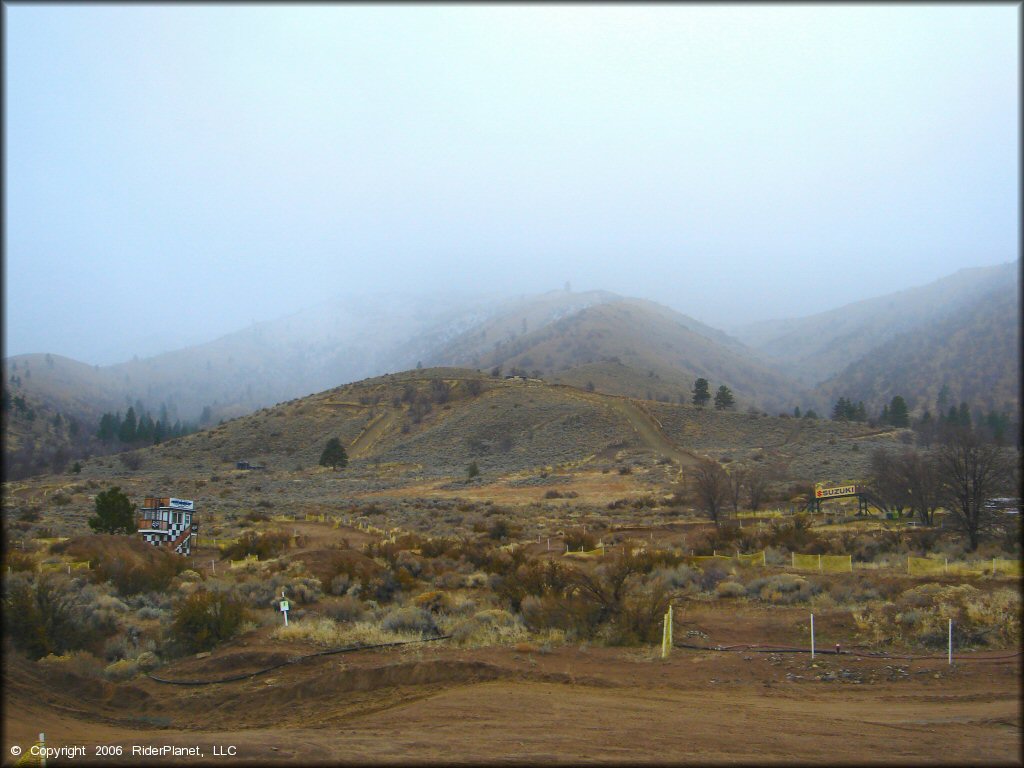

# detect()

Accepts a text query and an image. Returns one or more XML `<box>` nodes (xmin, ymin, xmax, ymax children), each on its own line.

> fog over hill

<box><xmin>5</xmin><ymin>261</ymin><xmax>1019</xmax><ymax>433</ymax></box>
<box><xmin>731</xmin><ymin>261</ymin><xmax>1018</xmax><ymax>388</ymax></box>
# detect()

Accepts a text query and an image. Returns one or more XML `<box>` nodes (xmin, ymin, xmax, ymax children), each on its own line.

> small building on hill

<box><xmin>137</xmin><ymin>496</ymin><xmax>197</xmax><ymax>556</ymax></box>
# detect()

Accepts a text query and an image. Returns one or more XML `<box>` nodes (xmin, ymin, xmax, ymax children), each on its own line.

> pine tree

<box><xmin>832</xmin><ymin>397</ymin><xmax>851</xmax><ymax>421</ymax></box>
<box><xmin>119</xmin><ymin>407</ymin><xmax>137</xmax><ymax>443</ymax></box>
<box><xmin>98</xmin><ymin>413</ymin><xmax>117</xmax><ymax>442</ymax></box>
<box><xmin>957</xmin><ymin>402</ymin><xmax>971</xmax><ymax>429</ymax></box>
<box><xmin>692</xmin><ymin>378</ymin><xmax>711</xmax><ymax>408</ymax></box>
<box><xmin>713</xmin><ymin>385</ymin><xmax>735</xmax><ymax>410</ymax></box>
<box><xmin>318</xmin><ymin>437</ymin><xmax>349</xmax><ymax>470</ymax></box>
<box><xmin>888</xmin><ymin>396</ymin><xmax>909</xmax><ymax>428</ymax></box>
<box><xmin>88</xmin><ymin>486</ymin><xmax>135</xmax><ymax>534</ymax></box>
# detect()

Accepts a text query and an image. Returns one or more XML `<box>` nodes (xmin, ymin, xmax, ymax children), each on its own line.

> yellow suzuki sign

<box><xmin>815</xmin><ymin>485</ymin><xmax>858</xmax><ymax>499</ymax></box>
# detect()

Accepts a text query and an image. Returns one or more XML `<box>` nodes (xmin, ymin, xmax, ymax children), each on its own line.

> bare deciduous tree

<box><xmin>899</xmin><ymin>448</ymin><xmax>943</xmax><ymax>527</ymax></box>
<box><xmin>691</xmin><ymin>459</ymin><xmax>731</xmax><ymax>527</ymax></box>
<box><xmin>726</xmin><ymin>466</ymin><xmax>747</xmax><ymax>513</ymax></box>
<box><xmin>865</xmin><ymin>448</ymin><xmax>911</xmax><ymax>518</ymax></box>
<box><xmin>937</xmin><ymin>429</ymin><xmax>1015</xmax><ymax>551</ymax></box>
<box><xmin>745</xmin><ymin>468</ymin><xmax>770</xmax><ymax>511</ymax></box>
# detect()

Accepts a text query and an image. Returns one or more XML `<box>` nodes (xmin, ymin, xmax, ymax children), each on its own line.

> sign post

<box><xmin>280</xmin><ymin>590</ymin><xmax>290</xmax><ymax>627</ymax></box>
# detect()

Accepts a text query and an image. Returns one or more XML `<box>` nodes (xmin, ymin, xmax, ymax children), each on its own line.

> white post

<box><xmin>948</xmin><ymin>619</ymin><xmax>952</xmax><ymax>665</ymax></box>
<box><xmin>668</xmin><ymin>605</ymin><xmax>673</xmax><ymax>646</ymax></box>
<box><xmin>212</xmin><ymin>560</ymin><xmax>216</xmax><ymax>574</ymax></box>
<box><xmin>39</xmin><ymin>733</ymin><xmax>45</xmax><ymax>768</ymax></box>
<box><xmin>810</xmin><ymin>613</ymin><xmax>815</xmax><ymax>659</ymax></box>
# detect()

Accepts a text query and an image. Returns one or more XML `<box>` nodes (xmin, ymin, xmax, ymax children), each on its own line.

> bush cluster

<box><xmin>168</xmin><ymin>589</ymin><xmax>248</xmax><ymax>655</ymax></box>
<box><xmin>3</xmin><ymin>573</ymin><xmax>126</xmax><ymax>659</ymax></box>
<box><xmin>221</xmin><ymin>530</ymin><xmax>292</xmax><ymax>561</ymax></box>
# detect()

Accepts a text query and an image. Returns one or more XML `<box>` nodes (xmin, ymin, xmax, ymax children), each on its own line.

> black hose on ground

<box><xmin>146</xmin><ymin>634</ymin><xmax>452</xmax><ymax>686</ymax></box>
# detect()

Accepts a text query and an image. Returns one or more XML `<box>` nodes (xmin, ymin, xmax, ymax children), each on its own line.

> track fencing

<box><xmin>907</xmin><ymin>556</ymin><xmax>1022</xmax><ymax>578</ymax></box>
<box><xmin>36</xmin><ymin>560</ymin><xmax>91</xmax><ymax>573</ymax></box>
<box><xmin>792</xmin><ymin>553</ymin><xmax>853</xmax><ymax>573</ymax></box>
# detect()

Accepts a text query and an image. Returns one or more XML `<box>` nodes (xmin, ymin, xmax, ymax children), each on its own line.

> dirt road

<box><xmin>4</xmin><ymin>640</ymin><xmax>1019</xmax><ymax>765</ymax></box>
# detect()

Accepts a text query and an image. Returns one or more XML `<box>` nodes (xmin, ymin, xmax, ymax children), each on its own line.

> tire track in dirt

<box><xmin>558</xmin><ymin>387</ymin><xmax>704</xmax><ymax>468</ymax></box>
<box><xmin>348</xmin><ymin>410</ymin><xmax>398</xmax><ymax>459</ymax></box>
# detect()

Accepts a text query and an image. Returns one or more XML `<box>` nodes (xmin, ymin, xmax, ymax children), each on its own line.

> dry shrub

<box><xmin>413</xmin><ymin>590</ymin><xmax>451</xmax><ymax>614</ymax></box>
<box><xmin>221</xmin><ymin>530</ymin><xmax>291</xmax><ymax>561</ymax></box>
<box><xmin>854</xmin><ymin>584</ymin><xmax>1020</xmax><ymax>648</ymax></box>
<box><xmin>63</xmin><ymin>535</ymin><xmax>184</xmax><ymax>596</ymax></box>
<box><xmin>450</xmin><ymin>609</ymin><xmax>528</xmax><ymax>647</ymax></box>
<box><xmin>381</xmin><ymin>605</ymin><xmax>438</xmax><ymax>636</ymax></box>
<box><xmin>826</xmin><ymin>580</ymin><xmax>879</xmax><ymax>605</ymax></box>
<box><xmin>653</xmin><ymin>564</ymin><xmax>701</xmax><ymax>592</ymax></box>
<box><xmin>4</xmin><ymin>551</ymin><xmax>36</xmax><ymax>573</ymax></box>
<box><xmin>169</xmin><ymin>589</ymin><xmax>248</xmax><ymax>655</ymax></box>
<box><xmin>235</xmin><ymin>574</ymin><xmax>323</xmax><ymax>608</ymax></box>
<box><xmin>698</xmin><ymin>562</ymin><xmax>732</xmax><ymax>592</ymax></box>
<box><xmin>331</xmin><ymin>621</ymin><xmax>425</xmax><ymax>646</ymax></box>
<box><xmin>746</xmin><ymin>573</ymin><xmax>821</xmax><ymax>604</ymax></box>
<box><xmin>103</xmin><ymin>658</ymin><xmax>139</xmax><ymax>681</ymax></box>
<box><xmin>3</xmin><ymin>572</ymin><xmax>126</xmax><ymax>659</ymax></box>
<box><xmin>136</xmin><ymin>651</ymin><xmax>160</xmax><ymax>671</ymax></box>
<box><xmin>419</xmin><ymin>538</ymin><xmax>456</xmax><ymax>558</ymax></box>
<box><xmin>605</xmin><ymin>579</ymin><xmax>672</xmax><ymax>645</ymax></box>
<box><xmin>322</xmin><ymin>595</ymin><xmax>367</xmax><ymax>623</ymax></box>
<box><xmin>520</xmin><ymin>594</ymin><xmax>603</xmax><ymax>640</ymax></box>
<box><xmin>37</xmin><ymin>650</ymin><xmax>104</xmax><ymax>678</ymax></box>
<box><xmin>563</xmin><ymin>530</ymin><xmax>597</xmax><ymax>551</ymax></box>
<box><xmin>274</xmin><ymin>617</ymin><xmax>342</xmax><ymax>645</ymax></box>
<box><xmin>716</xmin><ymin>580</ymin><xmax>746</xmax><ymax>598</ymax></box>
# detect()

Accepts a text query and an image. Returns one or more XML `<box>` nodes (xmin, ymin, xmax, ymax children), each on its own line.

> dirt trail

<box><xmin>608</xmin><ymin>397</ymin><xmax>703</xmax><ymax>467</ymax></box>
<box><xmin>348</xmin><ymin>410</ymin><xmax>397</xmax><ymax>459</ymax></box>
<box><xmin>3</xmin><ymin>644</ymin><xmax>1019</xmax><ymax>765</ymax></box>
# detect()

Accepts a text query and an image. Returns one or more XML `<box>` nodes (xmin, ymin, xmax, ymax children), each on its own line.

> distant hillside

<box><xmin>733</xmin><ymin>261</ymin><xmax>1018</xmax><ymax>387</ymax></box>
<box><xmin>431</xmin><ymin>297</ymin><xmax>801</xmax><ymax>412</ymax></box>
<box><xmin>813</xmin><ymin>279</ymin><xmax>1020</xmax><ymax>419</ymax></box>
<box><xmin>79</xmin><ymin>367</ymin><xmax>898</xmax><ymax>491</ymax></box>
<box><xmin>3</xmin><ymin>292</ymin><xmax>503</xmax><ymax>428</ymax></box>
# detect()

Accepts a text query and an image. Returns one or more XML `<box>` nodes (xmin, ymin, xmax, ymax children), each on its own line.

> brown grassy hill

<box><xmin>68</xmin><ymin>368</ymin><xmax>894</xmax><ymax>499</ymax></box>
<box><xmin>432</xmin><ymin>299</ymin><xmax>801</xmax><ymax>413</ymax></box>
<box><xmin>813</xmin><ymin>279</ymin><xmax>1020</xmax><ymax>420</ymax></box>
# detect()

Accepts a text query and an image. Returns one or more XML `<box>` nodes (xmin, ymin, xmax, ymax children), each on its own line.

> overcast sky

<box><xmin>5</xmin><ymin>4</ymin><xmax>1019</xmax><ymax>365</ymax></box>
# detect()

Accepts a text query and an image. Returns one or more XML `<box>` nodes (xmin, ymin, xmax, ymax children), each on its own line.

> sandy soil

<box><xmin>4</xmin><ymin>626</ymin><xmax>1019</xmax><ymax>766</ymax></box>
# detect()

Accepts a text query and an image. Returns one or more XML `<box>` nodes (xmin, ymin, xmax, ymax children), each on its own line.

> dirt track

<box><xmin>4</xmin><ymin>636</ymin><xmax>1020</xmax><ymax>765</ymax></box>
